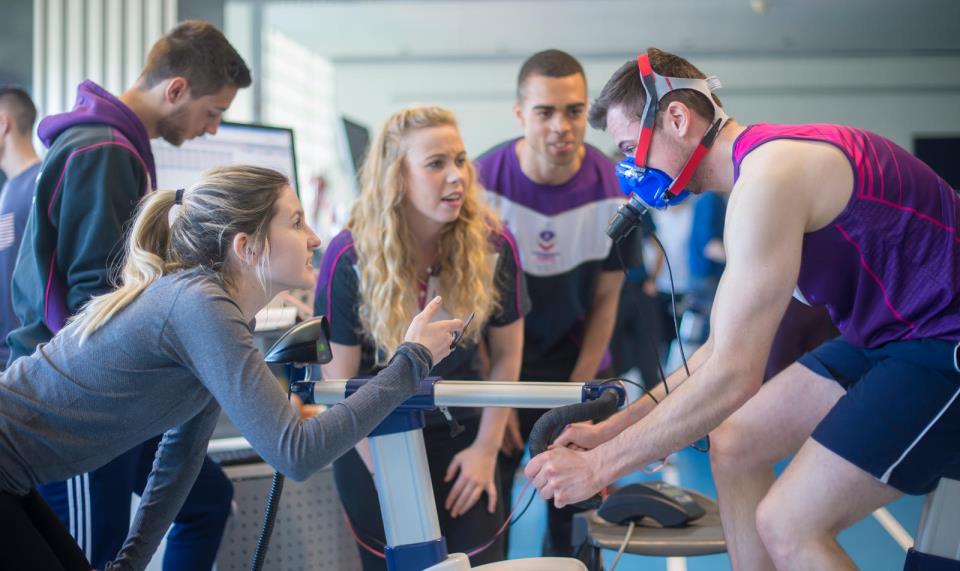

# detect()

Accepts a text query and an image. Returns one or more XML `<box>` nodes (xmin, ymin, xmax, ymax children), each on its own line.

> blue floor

<box><xmin>506</xmin><ymin>448</ymin><xmax>925</xmax><ymax>570</ymax></box>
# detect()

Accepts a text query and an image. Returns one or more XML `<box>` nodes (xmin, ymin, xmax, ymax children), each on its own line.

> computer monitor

<box><xmin>338</xmin><ymin>115</ymin><xmax>370</xmax><ymax>184</ymax></box>
<box><xmin>915</xmin><ymin>136</ymin><xmax>960</xmax><ymax>190</ymax></box>
<box><xmin>152</xmin><ymin>121</ymin><xmax>299</xmax><ymax>195</ymax></box>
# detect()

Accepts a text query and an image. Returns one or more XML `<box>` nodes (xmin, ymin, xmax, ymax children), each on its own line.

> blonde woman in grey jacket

<box><xmin>0</xmin><ymin>165</ymin><xmax>462</xmax><ymax>571</ymax></box>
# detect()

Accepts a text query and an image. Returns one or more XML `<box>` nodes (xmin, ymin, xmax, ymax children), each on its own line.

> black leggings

<box><xmin>334</xmin><ymin>416</ymin><xmax>505</xmax><ymax>570</ymax></box>
<box><xmin>498</xmin><ymin>407</ymin><xmax>587</xmax><ymax>558</ymax></box>
<box><xmin>0</xmin><ymin>489</ymin><xmax>92</xmax><ymax>571</ymax></box>
<box><xmin>498</xmin><ymin>339</ymin><xmax>611</xmax><ymax>558</ymax></box>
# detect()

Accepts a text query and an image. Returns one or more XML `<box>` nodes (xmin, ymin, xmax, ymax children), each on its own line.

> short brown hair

<box><xmin>517</xmin><ymin>49</ymin><xmax>585</xmax><ymax>100</ymax></box>
<box><xmin>0</xmin><ymin>86</ymin><xmax>37</xmax><ymax>136</ymax></box>
<box><xmin>140</xmin><ymin>20</ymin><xmax>251</xmax><ymax>97</ymax></box>
<box><xmin>588</xmin><ymin>47</ymin><xmax>722</xmax><ymax>131</ymax></box>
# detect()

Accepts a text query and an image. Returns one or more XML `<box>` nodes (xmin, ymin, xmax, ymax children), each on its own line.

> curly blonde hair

<box><xmin>348</xmin><ymin>106</ymin><xmax>501</xmax><ymax>362</ymax></box>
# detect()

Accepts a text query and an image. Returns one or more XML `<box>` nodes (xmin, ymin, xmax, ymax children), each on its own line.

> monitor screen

<box><xmin>915</xmin><ymin>136</ymin><xmax>960</xmax><ymax>190</ymax></box>
<box><xmin>152</xmin><ymin>121</ymin><xmax>299</xmax><ymax>195</ymax></box>
<box><xmin>338</xmin><ymin>115</ymin><xmax>370</xmax><ymax>183</ymax></box>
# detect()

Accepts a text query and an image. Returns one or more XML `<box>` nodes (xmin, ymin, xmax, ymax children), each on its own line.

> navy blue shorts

<box><xmin>798</xmin><ymin>337</ymin><xmax>960</xmax><ymax>495</ymax></box>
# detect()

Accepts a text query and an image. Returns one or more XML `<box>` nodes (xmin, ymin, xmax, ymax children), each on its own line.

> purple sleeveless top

<box><xmin>733</xmin><ymin>123</ymin><xmax>960</xmax><ymax>348</ymax></box>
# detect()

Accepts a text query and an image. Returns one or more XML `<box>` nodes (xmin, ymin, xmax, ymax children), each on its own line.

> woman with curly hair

<box><xmin>316</xmin><ymin>106</ymin><xmax>529</xmax><ymax>567</ymax></box>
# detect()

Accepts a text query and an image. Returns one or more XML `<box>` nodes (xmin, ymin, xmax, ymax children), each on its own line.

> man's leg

<box><xmin>757</xmin><ymin>344</ymin><xmax>960</xmax><ymax>570</ymax></box>
<box><xmin>709</xmin><ymin>362</ymin><xmax>846</xmax><ymax>571</ymax></box>
<box><xmin>755</xmin><ymin>439</ymin><xmax>901</xmax><ymax>570</ymax></box>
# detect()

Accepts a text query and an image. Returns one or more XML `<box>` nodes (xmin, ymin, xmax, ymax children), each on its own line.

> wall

<box><xmin>330</xmin><ymin>54</ymin><xmax>960</xmax><ymax>158</ymax></box>
<box><xmin>253</xmin><ymin>0</ymin><xmax>960</xmax><ymax>156</ymax></box>
<box><xmin>31</xmin><ymin>0</ymin><xmax>178</xmax><ymax>120</ymax></box>
<box><xmin>0</xmin><ymin>0</ymin><xmax>34</xmax><ymax>89</ymax></box>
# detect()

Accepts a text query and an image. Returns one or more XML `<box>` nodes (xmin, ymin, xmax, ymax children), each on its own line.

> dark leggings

<box><xmin>334</xmin><ymin>416</ymin><xmax>505</xmax><ymax>570</ymax></box>
<box><xmin>498</xmin><ymin>407</ymin><xmax>587</xmax><ymax>558</ymax></box>
<box><xmin>0</xmin><ymin>489</ymin><xmax>92</xmax><ymax>571</ymax></box>
<box><xmin>498</xmin><ymin>339</ymin><xmax>607</xmax><ymax>558</ymax></box>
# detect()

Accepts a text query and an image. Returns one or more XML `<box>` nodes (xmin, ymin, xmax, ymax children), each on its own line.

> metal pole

<box><xmin>312</xmin><ymin>380</ymin><xmax>587</xmax><ymax>409</ymax></box>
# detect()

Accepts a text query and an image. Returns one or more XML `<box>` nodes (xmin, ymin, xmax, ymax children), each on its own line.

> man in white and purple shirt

<box><xmin>475</xmin><ymin>49</ymin><xmax>633</xmax><ymax>558</ymax></box>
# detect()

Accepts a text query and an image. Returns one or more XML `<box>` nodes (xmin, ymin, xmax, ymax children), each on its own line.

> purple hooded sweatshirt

<box><xmin>6</xmin><ymin>80</ymin><xmax>156</xmax><ymax>364</ymax></box>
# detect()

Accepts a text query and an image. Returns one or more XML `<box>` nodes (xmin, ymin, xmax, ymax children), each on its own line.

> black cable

<box><xmin>648</xmin><ymin>233</ymin><xmax>711</xmax><ymax>452</ymax></box>
<box><xmin>649</xmin><ymin>234</ymin><xmax>711</xmax><ymax>452</ymax></box>
<box><xmin>251</xmin><ymin>368</ymin><xmax>305</xmax><ymax>571</ymax></box>
<box><xmin>614</xmin><ymin>238</ymin><xmax>670</xmax><ymax>396</ymax></box>
<box><xmin>649</xmin><ymin>233</ymin><xmax>690</xmax><ymax>379</ymax></box>
<box><xmin>615</xmin><ymin>233</ymin><xmax>710</xmax><ymax>453</ymax></box>
<box><xmin>250</xmin><ymin>473</ymin><xmax>284</xmax><ymax>571</ymax></box>
<box><xmin>600</xmin><ymin>377</ymin><xmax>658</xmax><ymax>405</ymax></box>
<box><xmin>650</xmin><ymin>326</ymin><xmax>668</xmax><ymax>392</ymax></box>
<box><xmin>343</xmin><ymin>473</ymin><xmax>540</xmax><ymax>555</ymax></box>
<box><xmin>266</xmin><ymin>375</ymin><xmax>545</xmax><ymax>559</ymax></box>
<box><xmin>509</xmin><ymin>484</ymin><xmax>538</xmax><ymax>526</ymax></box>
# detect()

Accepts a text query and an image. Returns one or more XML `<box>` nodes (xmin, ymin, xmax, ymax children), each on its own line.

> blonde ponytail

<box><xmin>72</xmin><ymin>165</ymin><xmax>289</xmax><ymax>342</ymax></box>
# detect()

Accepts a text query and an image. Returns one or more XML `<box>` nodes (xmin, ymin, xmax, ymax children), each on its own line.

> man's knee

<box><xmin>755</xmin><ymin>491</ymin><xmax>798</xmax><ymax>562</ymax></box>
<box><xmin>710</xmin><ymin>418</ymin><xmax>770</xmax><ymax>470</ymax></box>
<box><xmin>755</xmin><ymin>485</ymin><xmax>831</xmax><ymax>564</ymax></box>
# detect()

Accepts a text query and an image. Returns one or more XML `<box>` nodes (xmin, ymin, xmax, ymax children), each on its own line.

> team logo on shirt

<box><xmin>534</xmin><ymin>229</ymin><xmax>560</xmax><ymax>262</ymax></box>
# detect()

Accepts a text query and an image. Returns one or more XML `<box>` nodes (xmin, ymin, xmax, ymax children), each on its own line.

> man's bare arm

<box><xmin>555</xmin><ymin>339</ymin><xmax>714</xmax><ymax>449</ymax></box>
<box><xmin>593</xmin><ymin>158</ymin><xmax>810</xmax><ymax>482</ymax></box>
<box><xmin>527</xmin><ymin>144</ymin><xmax>820</xmax><ymax>506</ymax></box>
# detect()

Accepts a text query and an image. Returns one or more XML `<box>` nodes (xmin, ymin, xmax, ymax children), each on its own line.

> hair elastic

<box><xmin>168</xmin><ymin>189</ymin><xmax>186</xmax><ymax>228</ymax></box>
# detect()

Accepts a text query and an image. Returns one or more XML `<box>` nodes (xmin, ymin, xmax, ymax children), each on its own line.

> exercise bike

<box><xmin>257</xmin><ymin>316</ymin><xmax>622</xmax><ymax>570</ymax></box>
<box><xmin>258</xmin><ymin>318</ymin><xmax>959</xmax><ymax>571</ymax></box>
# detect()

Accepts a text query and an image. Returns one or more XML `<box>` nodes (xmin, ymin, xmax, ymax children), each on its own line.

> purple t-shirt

<box><xmin>475</xmin><ymin>139</ymin><xmax>630</xmax><ymax>371</ymax></box>
<box><xmin>733</xmin><ymin>123</ymin><xmax>960</xmax><ymax>348</ymax></box>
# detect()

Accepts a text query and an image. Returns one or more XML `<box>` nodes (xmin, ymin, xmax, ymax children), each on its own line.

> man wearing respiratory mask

<box><xmin>526</xmin><ymin>47</ymin><xmax>960</xmax><ymax>571</ymax></box>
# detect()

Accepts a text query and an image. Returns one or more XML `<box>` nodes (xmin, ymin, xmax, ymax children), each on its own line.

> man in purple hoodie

<box><xmin>7</xmin><ymin>21</ymin><xmax>250</xmax><ymax>570</ymax></box>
